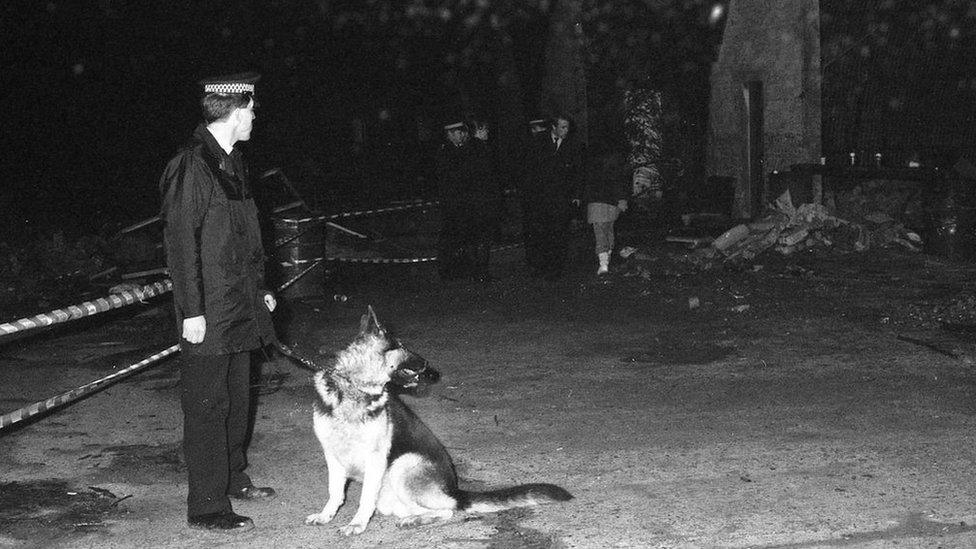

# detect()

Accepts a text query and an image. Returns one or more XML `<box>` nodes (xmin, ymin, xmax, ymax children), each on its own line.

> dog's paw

<box><xmin>340</xmin><ymin>521</ymin><xmax>368</xmax><ymax>536</ymax></box>
<box><xmin>305</xmin><ymin>512</ymin><xmax>335</xmax><ymax>526</ymax></box>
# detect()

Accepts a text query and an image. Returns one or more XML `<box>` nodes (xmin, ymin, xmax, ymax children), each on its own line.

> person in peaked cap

<box><xmin>528</xmin><ymin>117</ymin><xmax>548</xmax><ymax>135</ymax></box>
<box><xmin>434</xmin><ymin>113</ymin><xmax>499</xmax><ymax>282</ymax></box>
<box><xmin>159</xmin><ymin>71</ymin><xmax>278</xmax><ymax>532</ymax></box>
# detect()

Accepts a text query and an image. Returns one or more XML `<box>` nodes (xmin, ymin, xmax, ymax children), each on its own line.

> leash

<box><xmin>273</xmin><ymin>340</ymin><xmax>343</xmax><ymax>377</ymax></box>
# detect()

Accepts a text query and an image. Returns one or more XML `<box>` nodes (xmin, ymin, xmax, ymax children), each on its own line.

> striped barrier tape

<box><xmin>0</xmin><ymin>280</ymin><xmax>173</xmax><ymax>338</ymax></box>
<box><xmin>0</xmin><ymin>239</ymin><xmax>520</xmax><ymax>339</ymax></box>
<box><xmin>0</xmin><ymin>344</ymin><xmax>180</xmax><ymax>429</ymax></box>
<box><xmin>278</xmin><ymin>243</ymin><xmax>521</xmax><ymax>266</ymax></box>
<box><xmin>278</xmin><ymin>259</ymin><xmax>326</xmax><ymax>290</ymax></box>
<box><xmin>277</xmin><ymin>200</ymin><xmax>439</xmax><ymax>225</ymax></box>
<box><xmin>0</xmin><ymin>261</ymin><xmax>324</xmax><ymax>430</ymax></box>
<box><xmin>118</xmin><ymin>186</ymin><xmax>516</xmax><ymax>239</ymax></box>
<box><xmin>272</xmin><ymin>221</ymin><xmax>367</xmax><ymax>250</ymax></box>
<box><xmin>0</xmin><ymin>241</ymin><xmax>522</xmax><ymax>429</ymax></box>
<box><xmin>287</xmin><ymin>255</ymin><xmax>437</xmax><ymax>265</ymax></box>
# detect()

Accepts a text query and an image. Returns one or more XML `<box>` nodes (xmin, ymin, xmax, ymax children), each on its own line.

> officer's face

<box><xmin>234</xmin><ymin>99</ymin><xmax>256</xmax><ymax>142</ymax></box>
<box><xmin>446</xmin><ymin>128</ymin><xmax>468</xmax><ymax>147</ymax></box>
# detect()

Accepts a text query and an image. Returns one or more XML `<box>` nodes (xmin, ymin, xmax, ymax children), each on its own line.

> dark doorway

<box><xmin>744</xmin><ymin>80</ymin><xmax>765</xmax><ymax>216</ymax></box>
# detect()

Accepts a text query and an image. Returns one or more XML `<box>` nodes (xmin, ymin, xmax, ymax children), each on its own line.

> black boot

<box><xmin>188</xmin><ymin>511</ymin><xmax>254</xmax><ymax>531</ymax></box>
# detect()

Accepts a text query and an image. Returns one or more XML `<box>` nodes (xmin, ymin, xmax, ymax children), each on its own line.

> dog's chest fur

<box><xmin>312</xmin><ymin>371</ymin><xmax>393</xmax><ymax>478</ymax></box>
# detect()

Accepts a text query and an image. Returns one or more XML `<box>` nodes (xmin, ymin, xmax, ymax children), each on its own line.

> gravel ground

<box><xmin>4</xmin><ymin>238</ymin><xmax>976</xmax><ymax>548</ymax></box>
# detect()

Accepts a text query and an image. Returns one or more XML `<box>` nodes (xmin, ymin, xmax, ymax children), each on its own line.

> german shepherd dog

<box><xmin>295</xmin><ymin>306</ymin><xmax>572</xmax><ymax>536</ymax></box>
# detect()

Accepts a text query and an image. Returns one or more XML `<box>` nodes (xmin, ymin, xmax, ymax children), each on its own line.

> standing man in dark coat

<box><xmin>435</xmin><ymin>116</ymin><xmax>498</xmax><ymax>281</ymax></box>
<box><xmin>159</xmin><ymin>72</ymin><xmax>278</xmax><ymax>532</ymax></box>
<box><xmin>519</xmin><ymin>113</ymin><xmax>584</xmax><ymax>280</ymax></box>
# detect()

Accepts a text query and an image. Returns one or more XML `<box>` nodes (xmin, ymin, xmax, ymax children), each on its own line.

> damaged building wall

<box><xmin>706</xmin><ymin>0</ymin><xmax>822</xmax><ymax>218</ymax></box>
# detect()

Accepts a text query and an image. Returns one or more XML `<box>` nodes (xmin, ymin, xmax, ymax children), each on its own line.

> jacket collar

<box><xmin>191</xmin><ymin>123</ymin><xmax>248</xmax><ymax>200</ymax></box>
<box><xmin>193</xmin><ymin>123</ymin><xmax>241</xmax><ymax>165</ymax></box>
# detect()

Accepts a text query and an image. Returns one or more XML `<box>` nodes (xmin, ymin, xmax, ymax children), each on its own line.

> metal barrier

<box><xmin>0</xmin><ymin>192</ymin><xmax>517</xmax><ymax>429</ymax></box>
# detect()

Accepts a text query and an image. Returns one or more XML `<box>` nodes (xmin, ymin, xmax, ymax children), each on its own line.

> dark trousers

<box><xmin>180</xmin><ymin>351</ymin><xmax>253</xmax><ymax>516</ymax></box>
<box><xmin>522</xmin><ymin>210</ymin><xmax>570</xmax><ymax>276</ymax></box>
<box><xmin>439</xmin><ymin>210</ymin><xmax>492</xmax><ymax>280</ymax></box>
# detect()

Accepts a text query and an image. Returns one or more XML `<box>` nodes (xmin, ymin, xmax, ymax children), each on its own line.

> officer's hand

<box><xmin>474</xmin><ymin>125</ymin><xmax>489</xmax><ymax>141</ymax></box>
<box><xmin>264</xmin><ymin>293</ymin><xmax>277</xmax><ymax>312</ymax></box>
<box><xmin>617</xmin><ymin>199</ymin><xmax>628</xmax><ymax>212</ymax></box>
<box><xmin>182</xmin><ymin>316</ymin><xmax>206</xmax><ymax>344</ymax></box>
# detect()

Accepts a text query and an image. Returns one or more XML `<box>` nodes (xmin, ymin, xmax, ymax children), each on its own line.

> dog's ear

<box><xmin>359</xmin><ymin>305</ymin><xmax>384</xmax><ymax>337</ymax></box>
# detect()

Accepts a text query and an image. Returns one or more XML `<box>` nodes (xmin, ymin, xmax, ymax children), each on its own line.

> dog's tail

<box><xmin>459</xmin><ymin>483</ymin><xmax>572</xmax><ymax>514</ymax></box>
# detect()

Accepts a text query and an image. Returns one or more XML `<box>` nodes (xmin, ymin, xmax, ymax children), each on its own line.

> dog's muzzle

<box><xmin>391</xmin><ymin>352</ymin><xmax>440</xmax><ymax>390</ymax></box>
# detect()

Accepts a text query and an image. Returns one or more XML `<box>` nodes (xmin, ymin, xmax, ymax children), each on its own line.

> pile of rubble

<box><xmin>678</xmin><ymin>189</ymin><xmax>923</xmax><ymax>269</ymax></box>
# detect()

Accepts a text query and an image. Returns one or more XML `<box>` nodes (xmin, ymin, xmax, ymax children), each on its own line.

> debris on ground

<box><xmin>667</xmin><ymin>189</ymin><xmax>924</xmax><ymax>270</ymax></box>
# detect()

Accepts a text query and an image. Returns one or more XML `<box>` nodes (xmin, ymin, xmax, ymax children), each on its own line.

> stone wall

<box><xmin>707</xmin><ymin>0</ymin><xmax>822</xmax><ymax>218</ymax></box>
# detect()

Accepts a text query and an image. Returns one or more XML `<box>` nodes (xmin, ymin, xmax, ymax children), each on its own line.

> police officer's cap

<box><xmin>199</xmin><ymin>72</ymin><xmax>261</xmax><ymax>95</ymax></box>
<box><xmin>441</xmin><ymin>109</ymin><xmax>467</xmax><ymax>131</ymax></box>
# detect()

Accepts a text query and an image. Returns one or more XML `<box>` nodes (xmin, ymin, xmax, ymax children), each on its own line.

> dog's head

<box><xmin>335</xmin><ymin>306</ymin><xmax>439</xmax><ymax>395</ymax></box>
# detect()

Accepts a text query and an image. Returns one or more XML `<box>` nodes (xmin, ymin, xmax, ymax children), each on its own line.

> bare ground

<box><xmin>4</xmin><ymin>234</ymin><xmax>976</xmax><ymax>548</ymax></box>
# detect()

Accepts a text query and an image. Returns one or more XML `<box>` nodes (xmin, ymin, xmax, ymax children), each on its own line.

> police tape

<box><xmin>0</xmin><ymin>264</ymin><xmax>320</xmax><ymax>430</ymax></box>
<box><xmin>272</xmin><ymin>221</ymin><xmax>367</xmax><ymax>250</ymax></box>
<box><xmin>0</xmin><ymin>344</ymin><xmax>180</xmax><ymax>429</ymax></box>
<box><xmin>277</xmin><ymin>258</ymin><xmax>326</xmax><ymax>289</ymax></box>
<box><xmin>121</xmin><ymin>188</ymin><xmax>517</xmax><ymax>239</ymax></box>
<box><xmin>284</xmin><ymin>256</ymin><xmax>437</xmax><ymax>265</ymax></box>
<box><xmin>278</xmin><ymin>243</ymin><xmax>521</xmax><ymax>266</ymax></box>
<box><xmin>277</xmin><ymin>199</ymin><xmax>439</xmax><ymax>225</ymax></box>
<box><xmin>0</xmin><ymin>280</ymin><xmax>174</xmax><ymax>339</ymax></box>
<box><xmin>0</xmin><ymin>240</ymin><xmax>522</xmax><ymax>339</ymax></box>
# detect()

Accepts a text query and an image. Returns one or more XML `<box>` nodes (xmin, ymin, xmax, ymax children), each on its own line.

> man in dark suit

<box><xmin>519</xmin><ymin>114</ymin><xmax>583</xmax><ymax>280</ymax></box>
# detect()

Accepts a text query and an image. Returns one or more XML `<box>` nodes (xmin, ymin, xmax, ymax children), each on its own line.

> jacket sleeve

<box><xmin>160</xmin><ymin>153</ymin><xmax>213</xmax><ymax>319</ymax></box>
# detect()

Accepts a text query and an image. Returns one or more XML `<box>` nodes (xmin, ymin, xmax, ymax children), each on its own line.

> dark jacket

<box><xmin>435</xmin><ymin>138</ymin><xmax>498</xmax><ymax>218</ymax></box>
<box><xmin>159</xmin><ymin>124</ymin><xmax>276</xmax><ymax>356</ymax></box>
<box><xmin>585</xmin><ymin>152</ymin><xmax>631</xmax><ymax>206</ymax></box>
<box><xmin>520</xmin><ymin>131</ymin><xmax>584</xmax><ymax>218</ymax></box>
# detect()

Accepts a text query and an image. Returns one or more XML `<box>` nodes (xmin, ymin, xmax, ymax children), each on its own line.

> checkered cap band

<box><xmin>443</xmin><ymin>122</ymin><xmax>465</xmax><ymax>130</ymax></box>
<box><xmin>204</xmin><ymin>82</ymin><xmax>255</xmax><ymax>94</ymax></box>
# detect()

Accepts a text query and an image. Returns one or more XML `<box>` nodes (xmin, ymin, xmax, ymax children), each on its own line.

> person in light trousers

<box><xmin>585</xmin><ymin>147</ymin><xmax>630</xmax><ymax>275</ymax></box>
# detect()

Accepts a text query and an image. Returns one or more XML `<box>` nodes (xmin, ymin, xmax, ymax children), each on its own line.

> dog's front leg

<box><xmin>341</xmin><ymin>455</ymin><xmax>386</xmax><ymax>535</ymax></box>
<box><xmin>306</xmin><ymin>453</ymin><xmax>347</xmax><ymax>526</ymax></box>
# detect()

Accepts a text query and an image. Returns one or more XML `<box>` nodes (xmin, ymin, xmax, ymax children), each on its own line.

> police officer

<box><xmin>159</xmin><ymin>72</ymin><xmax>278</xmax><ymax>532</ymax></box>
<box><xmin>434</xmin><ymin>115</ymin><xmax>498</xmax><ymax>281</ymax></box>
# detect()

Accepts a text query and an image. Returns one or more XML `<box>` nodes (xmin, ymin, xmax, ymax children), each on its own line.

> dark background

<box><xmin>0</xmin><ymin>0</ymin><xmax>725</xmax><ymax>240</ymax></box>
<box><xmin>2</xmin><ymin>1</ymin><xmax>976</xmax><ymax>241</ymax></box>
